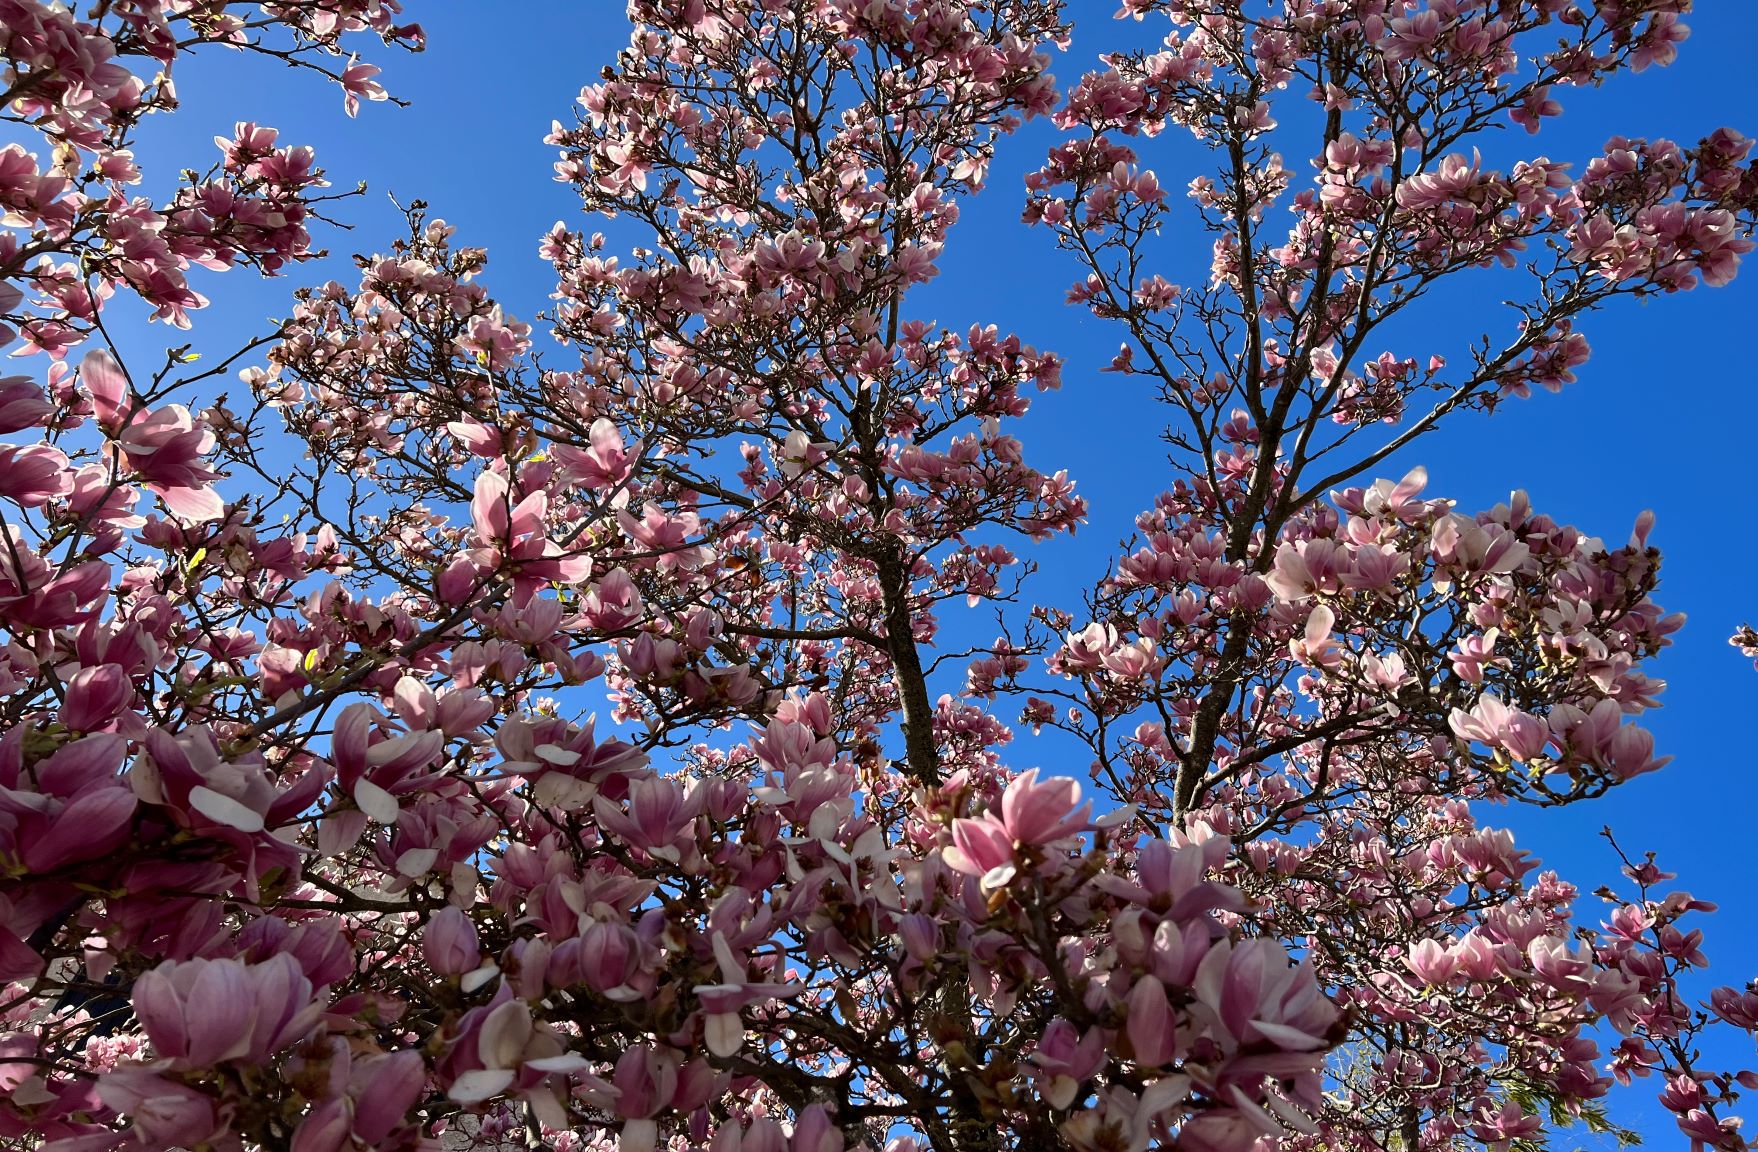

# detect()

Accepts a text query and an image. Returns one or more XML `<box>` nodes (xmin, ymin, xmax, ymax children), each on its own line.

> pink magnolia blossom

<box><xmin>943</xmin><ymin>768</ymin><xmax>1092</xmax><ymax>889</ymax></box>
<box><xmin>131</xmin><ymin>954</ymin><xmax>323</xmax><ymax>1069</ymax></box>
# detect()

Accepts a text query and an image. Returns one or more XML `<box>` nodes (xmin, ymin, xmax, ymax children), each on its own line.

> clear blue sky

<box><xmin>107</xmin><ymin>2</ymin><xmax>1758</xmax><ymax>1142</ymax></box>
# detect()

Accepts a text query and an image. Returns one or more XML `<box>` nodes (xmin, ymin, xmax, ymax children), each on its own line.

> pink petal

<box><xmin>154</xmin><ymin>482</ymin><xmax>225</xmax><ymax>523</ymax></box>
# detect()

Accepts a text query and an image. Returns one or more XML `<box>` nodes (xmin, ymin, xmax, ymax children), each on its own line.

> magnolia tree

<box><xmin>2</xmin><ymin>1</ymin><xmax>1756</xmax><ymax>1151</ymax></box>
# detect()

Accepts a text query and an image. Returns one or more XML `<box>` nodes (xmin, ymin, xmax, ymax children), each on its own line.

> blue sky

<box><xmin>100</xmin><ymin>2</ymin><xmax>1758</xmax><ymax>1142</ymax></box>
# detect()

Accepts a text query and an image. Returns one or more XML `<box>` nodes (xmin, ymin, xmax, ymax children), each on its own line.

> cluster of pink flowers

<box><xmin>0</xmin><ymin>3</ymin><xmax>1346</xmax><ymax>1150</ymax></box>
<box><xmin>2</xmin><ymin>1</ymin><xmax>420</xmax><ymax>353</ymax></box>
<box><xmin>1010</xmin><ymin>1</ymin><xmax>1758</xmax><ymax>1148</ymax></box>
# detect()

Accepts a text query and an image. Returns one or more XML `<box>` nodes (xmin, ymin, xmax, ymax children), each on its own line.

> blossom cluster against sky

<box><xmin>72</xmin><ymin>3</ymin><xmax>1758</xmax><ymax>1141</ymax></box>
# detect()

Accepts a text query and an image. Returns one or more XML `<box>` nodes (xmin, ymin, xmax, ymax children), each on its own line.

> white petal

<box><xmin>354</xmin><ymin>778</ymin><xmax>399</xmax><ymax>824</ymax></box>
<box><xmin>1095</xmin><ymin>805</ymin><xmax>1138</xmax><ymax>829</ymax></box>
<box><xmin>1250</xmin><ymin>1019</ymin><xmax>1328</xmax><ymax>1051</ymax></box>
<box><xmin>451</xmin><ymin>860</ymin><xmax>480</xmax><ymax>901</ymax></box>
<box><xmin>807</xmin><ymin>803</ymin><xmax>840</xmax><ymax>842</ymax></box>
<box><xmin>396</xmin><ymin>848</ymin><xmax>439</xmax><ymax>877</ymax></box>
<box><xmin>447</xmin><ymin>1068</ymin><xmax>515</xmax><ymax>1104</ymax></box>
<box><xmin>620</xmin><ymin>1118</ymin><xmax>658</xmax><ymax>1152</ymax></box>
<box><xmin>1262</xmin><ymin>1089</ymin><xmax>1321</xmax><ymax>1135</ymax></box>
<box><xmin>10</xmin><ymin>1077</ymin><xmax>56</xmax><ymax>1107</ymax></box>
<box><xmin>1134</xmin><ymin>1073</ymin><xmax>1192</xmax><ymax>1125</ymax></box>
<box><xmin>980</xmin><ymin>863</ymin><xmax>1018</xmax><ymax>891</ymax></box>
<box><xmin>189</xmin><ymin>786</ymin><xmax>265</xmax><ymax>832</ymax></box>
<box><xmin>460</xmin><ymin>964</ymin><xmax>500</xmax><ymax>993</ymax></box>
<box><xmin>530</xmin><ymin>1086</ymin><xmax>568</xmax><ymax>1132</ymax></box>
<box><xmin>704</xmin><ymin>1012</ymin><xmax>743</xmax><ymax>1058</ymax></box>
